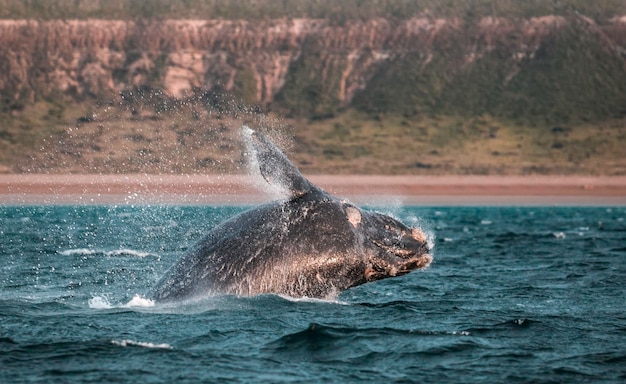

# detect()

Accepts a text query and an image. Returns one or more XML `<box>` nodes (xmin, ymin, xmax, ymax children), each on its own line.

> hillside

<box><xmin>1</xmin><ymin>4</ymin><xmax>626</xmax><ymax>174</ymax></box>
<box><xmin>7</xmin><ymin>96</ymin><xmax>625</xmax><ymax>176</ymax></box>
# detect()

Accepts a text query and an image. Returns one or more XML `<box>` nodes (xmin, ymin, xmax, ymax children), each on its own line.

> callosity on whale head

<box><xmin>147</xmin><ymin>127</ymin><xmax>432</xmax><ymax>301</ymax></box>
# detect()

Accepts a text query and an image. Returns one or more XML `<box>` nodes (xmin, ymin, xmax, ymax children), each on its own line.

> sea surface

<box><xmin>1</xmin><ymin>204</ymin><xmax>625</xmax><ymax>383</ymax></box>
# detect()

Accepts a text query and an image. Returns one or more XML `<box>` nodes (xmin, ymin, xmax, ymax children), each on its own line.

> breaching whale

<box><xmin>148</xmin><ymin>128</ymin><xmax>432</xmax><ymax>301</ymax></box>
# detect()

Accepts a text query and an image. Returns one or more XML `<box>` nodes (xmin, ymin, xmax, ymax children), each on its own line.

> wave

<box><xmin>111</xmin><ymin>339</ymin><xmax>171</xmax><ymax>349</ymax></box>
<box><xmin>0</xmin><ymin>337</ymin><xmax>17</xmax><ymax>346</ymax></box>
<box><xmin>264</xmin><ymin>322</ymin><xmax>475</xmax><ymax>365</ymax></box>
<box><xmin>275</xmin><ymin>294</ymin><xmax>349</xmax><ymax>305</ymax></box>
<box><xmin>267</xmin><ymin>322</ymin><xmax>469</xmax><ymax>349</ymax></box>
<box><xmin>59</xmin><ymin>248</ymin><xmax>156</xmax><ymax>258</ymax></box>
<box><xmin>466</xmin><ymin>318</ymin><xmax>541</xmax><ymax>335</ymax></box>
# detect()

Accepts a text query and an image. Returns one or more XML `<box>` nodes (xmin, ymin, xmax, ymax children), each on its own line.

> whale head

<box><xmin>359</xmin><ymin>210</ymin><xmax>432</xmax><ymax>282</ymax></box>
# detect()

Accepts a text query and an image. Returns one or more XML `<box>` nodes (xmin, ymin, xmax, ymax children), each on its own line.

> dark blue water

<box><xmin>1</xmin><ymin>204</ymin><xmax>625</xmax><ymax>383</ymax></box>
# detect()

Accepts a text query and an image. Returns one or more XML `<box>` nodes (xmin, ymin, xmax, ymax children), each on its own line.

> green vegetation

<box><xmin>291</xmin><ymin>111</ymin><xmax>626</xmax><ymax>175</ymax></box>
<box><xmin>233</xmin><ymin>66</ymin><xmax>258</xmax><ymax>106</ymax></box>
<box><xmin>497</xmin><ymin>25</ymin><xmax>626</xmax><ymax>125</ymax></box>
<box><xmin>353</xmin><ymin>20</ymin><xmax>626</xmax><ymax>126</ymax></box>
<box><xmin>276</xmin><ymin>41</ymin><xmax>345</xmax><ymax>119</ymax></box>
<box><xmin>2</xmin><ymin>95</ymin><xmax>625</xmax><ymax>175</ymax></box>
<box><xmin>0</xmin><ymin>99</ymin><xmax>77</xmax><ymax>171</ymax></box>
<box><xmin>1</xmin><ymin>0</ymin><xmax>626</xmax><ymax>20</ymax></box>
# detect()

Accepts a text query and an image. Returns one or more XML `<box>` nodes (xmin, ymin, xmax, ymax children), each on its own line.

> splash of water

<box><xmin>88</xmin><ymin>294</ymin><xmax>155</xmax><ymax>309</ymax></box>
<box><xmin>88</xmin><ymin>295</ymin><xmax>114</xmax><ymax>309</ymax></box>
<box><xmin>124</xmin><ymin>294</ymin><xmax>156</xmax><ymax>307</ymax></box>
<box><xmin>405</xmin><ymin>214</ymin><xmax>436</xmax><ymax>251</ymax></box>
<box><xmin>241</xmin><ymin>125</ymin><xmax>290</xmax><ymax>200</ymax></box>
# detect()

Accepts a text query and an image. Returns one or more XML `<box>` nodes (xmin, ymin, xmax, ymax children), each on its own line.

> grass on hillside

<box><xmin>291</xmin><ymin>110</ymin><xmax>626</xmax><ymax>175</ymax></box>
<box><xmin>2</xmin><ymin>99</ymin><xmax>625</xmax><ymax>175</ymax></box>
<box><xmin>0</xmin><ymin>100</ymin><xmax>79</xmax><ymax>172</ymax></box>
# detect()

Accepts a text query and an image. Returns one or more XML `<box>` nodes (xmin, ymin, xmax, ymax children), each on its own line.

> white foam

<box><xmin>105</xmin><ymin>249</ymin><xmax>153</xmax><ymax>258</ymax></box>
<box><xmin>123</xmin><ymin>294</ymin><xmax>155</xmax><ymax>308</ymax></box>
<box><xmin>88</xmin><ymin>295</ymin><xmax>114</xmax><ymax>309</ymax></box>
<box><xmin>111</xmin><ymin>339</ymin><xmax>171</xmax><ymax>349</ymax></box>
<box><xmin>88</xmin><ymin>294</ymin><xmax>155</xmax><ymax>309</ymax></box>
<box><xmin>277</xmin><ymin>294</ymin><xmax>349</xmax><ymax>305</ymax></box>
<box><xmin>60</xmin><ymin>248</ymin><xmax>96</xmax><ymax>256</ymax></box>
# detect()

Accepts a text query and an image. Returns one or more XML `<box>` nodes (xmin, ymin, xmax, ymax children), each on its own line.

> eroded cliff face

<box><xmin>1</xmin><ymin>17</ymin><xmax>622</xmax><ymax>105</ymax></box>
<box><xmin>2</xmin><ymin>16</ymin><xmax>626</xmax><ymax>175</ymax></box>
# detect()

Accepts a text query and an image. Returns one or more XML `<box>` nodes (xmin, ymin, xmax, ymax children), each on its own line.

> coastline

<box><xmin>1</xmin><ymin>174</ymin><xmax>626</xmax><ymax>206</ymax></box>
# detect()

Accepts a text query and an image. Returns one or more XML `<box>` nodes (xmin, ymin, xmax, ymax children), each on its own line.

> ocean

<box><xmin>1</xmin><ymin>204</ymin><xmax>625</xmax><ymax>383</ymax></box>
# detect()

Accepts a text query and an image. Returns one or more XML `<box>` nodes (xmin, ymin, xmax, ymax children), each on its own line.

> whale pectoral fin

<box><xmin>244</xmin><ymin>127</ymin><xmax>316</xmax><ymax>198</ymax></box>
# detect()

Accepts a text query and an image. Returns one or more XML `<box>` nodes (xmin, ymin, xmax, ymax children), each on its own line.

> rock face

<box><xmin>1</xmin><ymin>16</ymin><xmax>626</xmax><ymax>121</ymax></box>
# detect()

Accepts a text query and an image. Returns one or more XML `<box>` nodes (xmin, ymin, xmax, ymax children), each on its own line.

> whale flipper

<box><xmin>245</xmin><ymin>127</ymin><xmax>316</xmax><ymax>198</ymax></box>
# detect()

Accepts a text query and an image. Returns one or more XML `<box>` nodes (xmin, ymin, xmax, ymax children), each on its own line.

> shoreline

<box><xmin>1</xmin><ymin>174</ymin><xmax>626</xmax><ymax>206</ymax></box>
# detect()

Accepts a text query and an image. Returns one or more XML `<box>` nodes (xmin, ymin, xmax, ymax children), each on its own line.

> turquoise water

<box><xmin>1</xmin><ymin>205</ymin><xmax>625</xmax><ymax>382</ymax></box>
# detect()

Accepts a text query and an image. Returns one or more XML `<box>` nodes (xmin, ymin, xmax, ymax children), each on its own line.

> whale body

<box><xmin>148</xmin><ymin>129</ymin><xmax>432</xmax><ymax>301</ymax></box>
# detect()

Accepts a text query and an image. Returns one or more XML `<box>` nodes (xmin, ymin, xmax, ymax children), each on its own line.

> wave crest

<box><xmin>111</xmin><ymin>339</ymin><xmax>171</xmax><ymax>349</ymax></box>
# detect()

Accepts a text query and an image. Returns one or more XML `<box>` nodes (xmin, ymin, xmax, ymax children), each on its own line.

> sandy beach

<box><xmin>1</xmin><ymin>174</ymin><xmax>625</xmax><ymax>205</ymax></box>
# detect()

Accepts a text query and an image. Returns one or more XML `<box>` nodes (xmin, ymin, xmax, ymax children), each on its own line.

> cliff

<box><xmin>2</xmin><ymin>16</ymin><xmax>626</xmax><ymax>123</ymax></box>
<box><xmin>2</xmin><ymin>15</ymin><xmax>626</xmax><ymax>175</ymax></box>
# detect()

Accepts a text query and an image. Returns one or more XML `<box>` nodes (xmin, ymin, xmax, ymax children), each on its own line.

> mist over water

<box><xmin>1</xmin><ymin>204</ymin><xmax>625</xmax><ymax>382</ymax></box>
